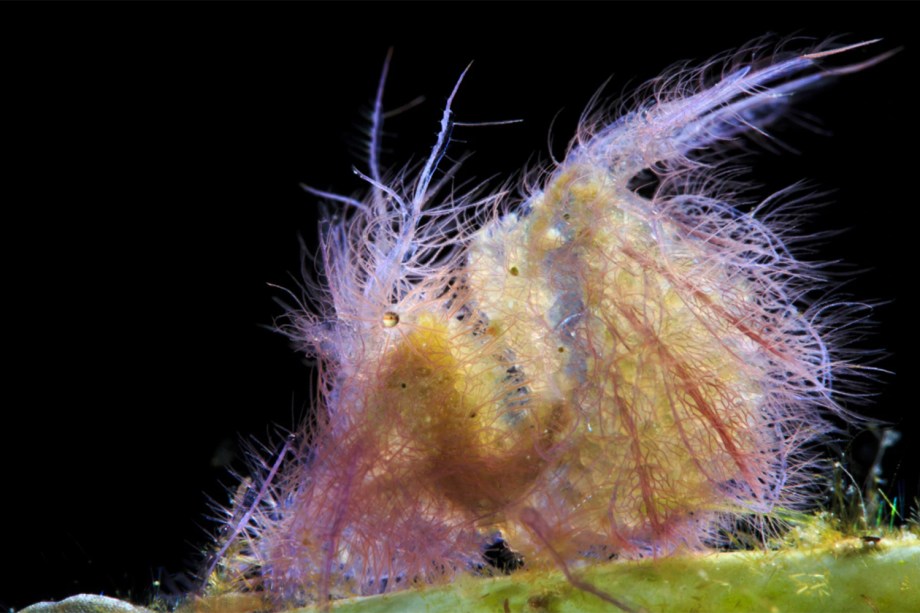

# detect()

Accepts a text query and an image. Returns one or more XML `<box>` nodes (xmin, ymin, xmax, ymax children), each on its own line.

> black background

<box><xmin>3</xmin><ymin>5</ymin><xmax>916</xmax><ymax>611</ymax></box>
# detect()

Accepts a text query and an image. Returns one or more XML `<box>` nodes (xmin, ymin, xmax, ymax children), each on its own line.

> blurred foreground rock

<box><xmin>20</xmin><ymin>595</ymin><xmax>153</xmax><ymax>613</ymax></box>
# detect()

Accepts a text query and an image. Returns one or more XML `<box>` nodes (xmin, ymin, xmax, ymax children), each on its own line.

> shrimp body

<box><xmin>208</xmin><ymin>41</ymin><xmax>886</xmax><ymax>606</ymax></box>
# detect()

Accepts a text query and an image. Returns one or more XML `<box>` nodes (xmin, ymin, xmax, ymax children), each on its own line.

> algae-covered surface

<box><xmin>295</xmin><ymin>536</ymin><xmax>920</xmax><ymax>613</ymax></box>
<box><xmin>22</xmin><ymin>536</ymin><xmax>920</xmax><ymax>613</ymax></box>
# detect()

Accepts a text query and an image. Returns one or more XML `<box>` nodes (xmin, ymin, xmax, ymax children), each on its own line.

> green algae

<box><xmin>289</xmin><ymin>535</ymin><xmax>920</xmax><ymax>613</ymax></box>
<box><xmin>22</xmin><ymin>536</ymin><xmax>920</xmax><ymax>613</ymax></box>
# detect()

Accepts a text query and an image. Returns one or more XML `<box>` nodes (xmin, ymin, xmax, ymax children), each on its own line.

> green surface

<box><xmin>21</xmin><ymin>536</ymin><xmax>920</xmax><ymax>613</ymax></box>
<box><xmin>291</xmin><ymin>536</ymin><xmax>920</xmax><ymax>613</ymax></box>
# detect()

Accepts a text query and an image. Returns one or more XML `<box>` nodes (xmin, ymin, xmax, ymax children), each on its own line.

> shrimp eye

<box><xmin>382</xmin><ymin>311</ymin><xmax>400</xmax><ymax>328</ymax></box>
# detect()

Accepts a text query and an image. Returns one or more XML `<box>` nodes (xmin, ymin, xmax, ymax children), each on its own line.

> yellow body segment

<box><xmin>464</xmin><ymin>165</ymin><xmax>768</xmax><ymax>552</ymax></box>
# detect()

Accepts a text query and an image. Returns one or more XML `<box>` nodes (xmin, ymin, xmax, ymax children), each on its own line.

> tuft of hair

<box><xmin>203</xmin><ymin>39</ymin><xmax>889</xmax><ymax>610</ymax></box>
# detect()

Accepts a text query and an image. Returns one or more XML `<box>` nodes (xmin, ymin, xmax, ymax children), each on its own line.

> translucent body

<box><xmin>207</xmin><ymin>41</ymin><xmax>886</xmax><ymax>607</ymax></box>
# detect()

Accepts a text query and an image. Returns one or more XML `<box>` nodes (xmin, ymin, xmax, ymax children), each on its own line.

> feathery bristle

<box><xmin>206</xmin><ymin>39</ymin><xmax>887</xmax><ymax>609</ymax></box>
